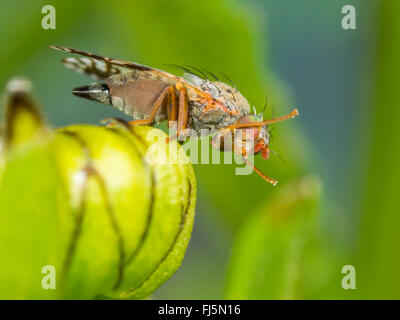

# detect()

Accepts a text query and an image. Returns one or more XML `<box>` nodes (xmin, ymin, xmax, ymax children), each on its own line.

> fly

<box><xmin>50</xmin><ymin>45</ymin><xmax>299</xmax><ymax>185</ymax></box>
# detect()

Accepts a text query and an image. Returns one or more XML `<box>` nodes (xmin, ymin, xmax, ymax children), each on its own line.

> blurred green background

<box><xmin>0</xmin><ymin>0</ymin><xmax>398</xmax><ymax>299</ymax></box>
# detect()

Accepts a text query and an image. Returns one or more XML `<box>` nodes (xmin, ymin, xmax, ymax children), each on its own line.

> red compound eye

<box><xmin>262</xmin><ymin>146</ymin><xmax>270</xmax><ymax>160</ymax></box>
<box><xmin>236</xmin><ymin>114</ymin><xmax>262</xmax><ymax>139</ymax></box>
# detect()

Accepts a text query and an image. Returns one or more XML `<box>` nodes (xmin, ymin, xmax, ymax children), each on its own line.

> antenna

<box><xmin>229</xmin><ymin>109</ymin><xmax>299</xmax><ymax>130</ymax></box>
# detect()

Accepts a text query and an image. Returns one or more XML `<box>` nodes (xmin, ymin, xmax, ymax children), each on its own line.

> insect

<box><xmin>50</xmin><ymin>45</ymin><xmax>299</xmax><ymax>185</ymax></box>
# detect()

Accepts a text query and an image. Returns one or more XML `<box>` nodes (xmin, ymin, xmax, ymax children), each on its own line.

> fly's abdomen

<box><xmin>72</xmin><ymin>72</ymin><xmax>172</xmax><ymax>122</ymax></box>
<box><xmin>106</xmin><ymin>73</ymin><xmax>172</xmax><ymax>122</ymax></box>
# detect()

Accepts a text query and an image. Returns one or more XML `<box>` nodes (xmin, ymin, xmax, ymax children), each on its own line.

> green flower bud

<box><xmin>0</xmin><ymin>78</ymin><xmax>196</xmax><ymax>299</ymax></box>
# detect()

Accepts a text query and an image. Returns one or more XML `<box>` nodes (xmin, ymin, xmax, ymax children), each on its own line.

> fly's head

<box><xmin>234</xmin><ymin>114</ymin><xmax>271</xmax><ymax>160</ymax></box>
<box><xmin>211</xmin><ymin>108</ymin><xmax>299</xmax><ymax>185</ymax></box>
<box><xmin>211</xmin><ymin>113</ymin><xmax>270</xmax><ymax>159</ymax></box>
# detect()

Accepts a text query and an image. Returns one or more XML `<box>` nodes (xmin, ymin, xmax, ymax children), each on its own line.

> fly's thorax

<box><xmin>183</xmin><ymin>73</ymin><xmax>251</xmax><ymax>116</ymax></box>
<box><xmin>188</xmin><ymin>99</ymin><xmax>242</xmax><ymax>133</ymax></box>
<box><xmin>210</xmin><ymin>81</ymin><xmax>251</xmax><ymax>116</ymax></box>
<box><xmin>183</xmin><ymin>74</ymin><xmax>251</xmax><ymax>133</ymax></box>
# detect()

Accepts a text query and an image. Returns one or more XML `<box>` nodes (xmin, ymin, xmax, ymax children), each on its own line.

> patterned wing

<box><xmin>60</xmin><ymin>56</ymin><xmax>124</xmax><ymax>80</ymax></box>
<box><xmin>50</xmin><ymin>45</ymin><xmax>152</xmax><ymax>80</ymax></box>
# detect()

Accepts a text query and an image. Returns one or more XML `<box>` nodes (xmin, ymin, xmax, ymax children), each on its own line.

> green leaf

<box><xmin>356</xmin><ymin>0</ymin><xmax>400</xmax><ymax>299</ymax></box>
<box><xmin>224</xmin><ymin>176</ymin><xmax>321</xmax><ymax>299</ymax></box>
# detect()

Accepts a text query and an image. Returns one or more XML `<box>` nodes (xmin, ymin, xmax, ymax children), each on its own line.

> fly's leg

<box><xmin>128</xmin><ymin>85</ymin><xmax>174</xmax><ymax>126</ymax></box>
<box><xmin>177</xmin><ymin>86</ymin><xmax>189</xmax><ymax>138</ymax></box>
<box><xmin>212</xmin><ymin>126</ymin><xmax>278</xmax><ymax>186</ymax></box>
<box><xmin>244</xmin><ymin>158</ymin><xmax>278</xmax><ymax>186</ymax></box>
<box><xmin>167</xmin><ymin>86</ymin><xmax>178</xmax><ymax>128</ymax></box>
<box><xmin>166</xmin><ymin>85</ymin><xmax>189</xmax><ymax>143</ymax></box>
<box><xmin>127</xmin><ymin>83</ymin><xmax>188</xmax><ymax>143</ymax></box>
